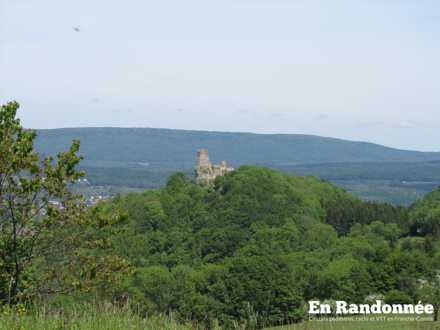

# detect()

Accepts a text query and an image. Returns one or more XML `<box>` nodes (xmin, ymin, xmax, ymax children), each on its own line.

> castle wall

<box><xmin>195</xmin><ymin>149</ymin><xmax>233</xmax><ymax>184</ymax></box>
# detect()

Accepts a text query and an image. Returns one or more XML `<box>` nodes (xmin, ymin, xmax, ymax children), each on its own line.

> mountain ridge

<box><xmin>33</xmin><ymin>126</ymin><xmax>436</xmax><ymax>153</ymax></box>
<box><xmin>33</xmin><ymin>127</ymin><xmax>440</xmax><ymax>205</ymax></box>
<box><xmin>35</xmin><ymin>127</ymin><xmax>440</xmax><ymax>169</ymax></box>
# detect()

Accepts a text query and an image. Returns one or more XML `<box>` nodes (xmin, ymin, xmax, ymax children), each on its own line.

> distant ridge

<box><xmin>35</xmin><ymin>127</ymin><xmax>440</xmax><ymax>170</ymax></box>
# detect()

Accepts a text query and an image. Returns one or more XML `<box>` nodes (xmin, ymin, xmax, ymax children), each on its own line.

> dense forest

<box><xmin>2</xmin><ymin>102</ymin><xmax>440</xmax><ymax>329</ymax></box>
<box><xmin>98</xmin><ymin>168</ymin><xmax>440</xmax><ymax>327</ymax></box>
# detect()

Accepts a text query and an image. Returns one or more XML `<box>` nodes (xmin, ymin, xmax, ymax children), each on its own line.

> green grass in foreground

<box><xmin>0</xmin><ymin>304</ymin><xmax>193</xmax><ymax>330</ymax></box>
<box><xmin>2</xmin><ymin>305</ymin><xmax>440</xmax><ymax>330</ymax></box>
<box><xmin>267</xmin><ymin>320</ymin><xmax>440</xmax><ymax>330</ymax></box>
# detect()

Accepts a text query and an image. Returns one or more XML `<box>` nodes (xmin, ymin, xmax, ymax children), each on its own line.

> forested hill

<box><xmin>84</xmin><ymin>166</ymin><xmax>440</xmax><ymax>326</ymax></box>
<box><xmin>34</xmin><ymin>128</ymin><xmax>440</xmax><ymax>205</ymax></box>
<box><xmin>35</xmin><ymin>127</ymin><xmax>440</xmax><ymax>169</ymax></box>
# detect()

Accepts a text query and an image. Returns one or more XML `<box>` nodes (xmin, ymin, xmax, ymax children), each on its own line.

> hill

<box><xmin>35</xmin><ymin>127</ymin><xmax>440</xmax><ymax>168</ymax></box>
<box><xmin>34</xmin><ymin>127</ymin><xmax>440</xmax><ymax>205</ymax></box>
<box><xmin>77</xmin><ymin>167</ymin><xmax>437</xmax><ymax>327</ymax></box>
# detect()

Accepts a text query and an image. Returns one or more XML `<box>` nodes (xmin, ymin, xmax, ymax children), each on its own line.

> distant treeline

<box><xmin>277</xmin><ymin>161</ymin><xmax>440</xmax><ymax>182</ymax></box>
<box><xmin>81</xmin><ymin>161</ymin><xmax>440</xmax><ymax>205</ymax></box>
<box><xmin>34</xmin><ymin>127</ymin><xmax>440</xmax><ymax>206</ymax></box>
<box><xmin>35</xmin><ymin>127</ymin><xmax>440</xmax><ymax>168</ymax></box>
<box><xmin>83</xmin><ymin>161</ymin><xmax>440</xmax><ymax>188</ymax></box>
<box><xmin>81</xmin><ymin>167</ymin><xmax>180</xmax><ymax>188</ymax></box>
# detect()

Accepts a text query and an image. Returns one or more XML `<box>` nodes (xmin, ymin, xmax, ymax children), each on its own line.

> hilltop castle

<box><xmin>195</xmin><ymin>149</ymin><xmax>234</xmax><ymax>184</ymax></box>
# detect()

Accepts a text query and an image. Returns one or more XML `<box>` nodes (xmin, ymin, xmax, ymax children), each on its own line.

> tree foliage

<box><xmin>101</xmin><ymin>165</ymin><xmax>440</xmax><ymax>327</ymax></box>
<box><xmin>0</xmin><ymin>102</ymin><xmax>130</xmax><ymax>305</ymax></box>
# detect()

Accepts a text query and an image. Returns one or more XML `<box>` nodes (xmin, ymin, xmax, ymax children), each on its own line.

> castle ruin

<box><xmin>195</xmin><ymin>149</ymin><xmax>234</xmax><ymax>184</ymax></box>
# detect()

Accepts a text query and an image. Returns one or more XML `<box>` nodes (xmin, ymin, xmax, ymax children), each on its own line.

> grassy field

<box><xmin>2</xmin><ymin>305</ymin><xmax>439</xmax><ymax>330</ymax></box>
<box><xmin>2</xmin><ymin>317</ymin><xmax>439</xmax><ymax>330</ymax></box>
<box><xmin>267</xmin><ymin>320</ymin><xmax>440</xmax><ymax>330</ymax></box>
<box><xmin>0</xmin><ymin>304</ymin><xmax>193</xmax><ymax>330</ymax></box>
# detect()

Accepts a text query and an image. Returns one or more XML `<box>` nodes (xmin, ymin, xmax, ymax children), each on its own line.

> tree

<box><xmin>0</xmin><ymin>101</ymin><xmax>85</xmax><ymax>304</ymax></box>
<box><xmin>410</xmin><ymin>188</ymin><xmax>440</xmax><ymax>236</ymax></box>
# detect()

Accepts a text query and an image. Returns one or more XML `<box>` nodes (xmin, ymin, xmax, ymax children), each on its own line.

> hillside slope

<box><xmin>35</xmin><ymin>127</ymin><xmax>440</xmax><ymax>169</ymax></box>
<box><xmin>34</xmin><ymin>128</ymin><xmax>440</xmax><ymax>205</ymax></box>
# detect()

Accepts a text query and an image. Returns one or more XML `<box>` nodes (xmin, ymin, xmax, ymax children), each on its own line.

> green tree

<box><xmin>0</xmin><ymin>101</ymin><xmax>130</xmax><ymax>305</ymax></box>
<box><xmin>418</xmin><ymin>274</ymin><xmax>440</xmax><ymax>321</ymax></box>
<box><xmin>0</xmin><ymin>101</ymin><xmax>87</xmax><ymax>304</ymax></box>
<box><xmin>410</xmin><ymin>188</ymin><xmax>440</xmax><ymax>236</ymax></box>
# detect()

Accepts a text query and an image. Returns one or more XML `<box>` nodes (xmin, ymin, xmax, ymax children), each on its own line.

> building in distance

<box><xmin>195</xmin><ymin>149</ymin><xmax>234</xmax><ymax>184</ymax></box>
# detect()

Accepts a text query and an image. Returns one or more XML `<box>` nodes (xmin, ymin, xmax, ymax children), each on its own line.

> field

<box><xmin>2</xmin><ymin>316</ymin><xmax>439</xmax><ymax>330</ymax></box>
<box><xmin>268</xmin><ymin>320</ymin><xmax>440</xmax><ymax>330</ymax></box>
<box><xmin>0</xmin><ymin>305</ymin><xmax>193</xmax><ymax>330</ymax></box>
<box><xmin>2</xmin><ymin>306</ymin><xmax>439</xmax><ymax>330</ymax></box>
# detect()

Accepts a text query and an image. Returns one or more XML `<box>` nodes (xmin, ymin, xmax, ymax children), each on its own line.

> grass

<box><xmin>0</xmin><ymin>303</ymin><xmax>193</xmax><ymax>330</ymax></box>
<box><xmin>266</xmin><ymin>318</ymin><xmax>440</xmax><ymax>330</ymax></box>
<box><xmin>3</xmin><ymin>305</ymin><xmax>440</xmax><ymax>330</ymax></box>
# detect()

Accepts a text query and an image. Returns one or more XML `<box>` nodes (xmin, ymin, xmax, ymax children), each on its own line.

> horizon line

<box><xmin>31</xmin><ymin>125</ymin><xmax>440</xmax><ymax>154</ymax></box>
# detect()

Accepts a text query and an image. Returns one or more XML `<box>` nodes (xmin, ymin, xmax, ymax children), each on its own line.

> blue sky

<box><xmin>1</xmin><ymin>0</ymin><xmax>439</xmax><ymax>151</ymax></box>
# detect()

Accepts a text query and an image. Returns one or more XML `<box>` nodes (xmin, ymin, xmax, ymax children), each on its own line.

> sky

<box><xmin>1</xmin><ymin>0</ymin><xmax>439</xmax><ymax>151</ymax></box>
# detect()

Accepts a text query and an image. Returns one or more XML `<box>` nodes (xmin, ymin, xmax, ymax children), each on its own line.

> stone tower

<box><xmin>197</xmin><ymin>149</ymin><xmax>212</xmax><ymax>168</ymax></box>
<box><xmin>195</xmin><ymin>149</ymin><xmax>234</xmax><ymax>184</ymax></box>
